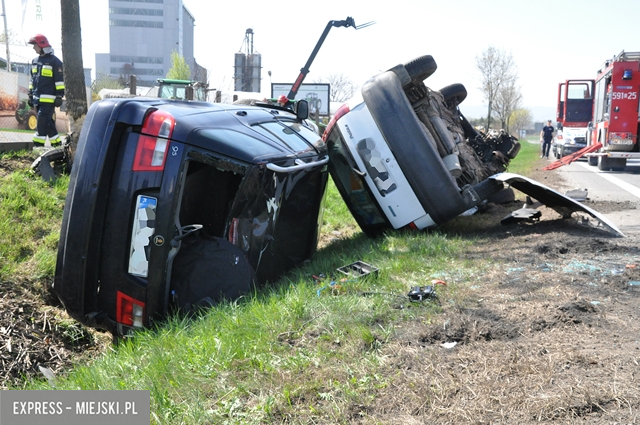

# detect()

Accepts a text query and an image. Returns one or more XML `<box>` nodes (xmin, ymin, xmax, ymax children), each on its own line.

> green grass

<box><xmin>0</xmin><ymin>150</ymin><xmax>68</xmax><ymax>281</ymax></box>
<box><xmin>3</xmin><ymin>143</ymin><xmax>539</xmax><ymax>424</ymax></box>
<box><xmin>506</xmin><ymin>136</ymin><xmax>541</xmax><ymax>176</ymax></box>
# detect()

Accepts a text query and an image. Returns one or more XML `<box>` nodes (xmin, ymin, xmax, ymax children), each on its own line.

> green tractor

<box><xmin>15</xmin><ymin>100</ymin><xmax>56</xmax><ymax>131</ymax></box>
<box><xmin>15</xmin><ymin>100</ymin><xmax>38</xmax><ymax>131</ymax></box>
<box><xmin>155</xmin><ymin>79</ymin><xmax>209</xmax><ymax>101</ymax></box>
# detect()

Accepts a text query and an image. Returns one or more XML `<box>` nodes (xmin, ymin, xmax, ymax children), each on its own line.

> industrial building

<box><xmin>95</xmin><ymin>0</ymin><xmax>206</xmax><ymax>86</ymax></box>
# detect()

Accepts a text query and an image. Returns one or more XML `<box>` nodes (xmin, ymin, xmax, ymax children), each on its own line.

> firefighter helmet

<box><xmin>277</xmin><ymin>95</ymin><xmax>288</xmax><ymax>104</ymax></box>
<box><xmin>28</xmin><ymin>34</ymin><xmax>51</xmax><ymax>48</ymax></box>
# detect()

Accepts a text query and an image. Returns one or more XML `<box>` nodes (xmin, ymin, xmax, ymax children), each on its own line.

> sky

<box><xmin>5</xmin><ymin>0</ymin><xmax>640</xmax><ymax>122</ymax></box>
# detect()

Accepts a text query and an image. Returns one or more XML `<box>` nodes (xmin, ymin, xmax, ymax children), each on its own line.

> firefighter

<box><xmin>27</xmin><ymin>34</ymin><xmax>64</xmax><ymax>147</ymax></box>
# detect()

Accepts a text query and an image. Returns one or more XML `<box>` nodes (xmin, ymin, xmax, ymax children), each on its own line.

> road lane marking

<box><xmin>577</xmin><ymin>161</ymin><xmax>640</xmax><ymax>200</ymax></box>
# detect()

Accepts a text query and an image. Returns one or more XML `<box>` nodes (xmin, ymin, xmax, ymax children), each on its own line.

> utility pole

<box><xmin>1</xmin><ymin>0</ymin><xmax>10</xmax><ymax>72</ymax></box>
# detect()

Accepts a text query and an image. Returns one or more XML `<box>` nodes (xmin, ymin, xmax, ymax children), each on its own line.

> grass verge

<box><xmin>3</xmin><ymin>143</ymin><xmax>538</xmax><ymax>424</ymax></box>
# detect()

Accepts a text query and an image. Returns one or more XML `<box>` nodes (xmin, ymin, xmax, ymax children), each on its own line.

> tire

<box><xmin>31</xmin><ymin>147</ymin><xmax>71</xmax><ymax>180</ymax></box>
<box><xmin>597</xmin><ymin>155</ymin><xmax>625</xmax><ymax>171</ymax></box>
<box><xmin>404</xmin><ymin>55</ymin><xmax>437</xmax><ymax>83</ymax></box>
<box><xmin>612</xmin><ymin>158</ymin><xmax>627</xmax><ymax>171</ymax></box>
<box><xmin>439</xmin><ymin>83</ymin><xmax>467</xmax><ymax>106</ymax></box>
<box><xmin>25</xmin><ymin>110</ymin><xmax>37</xmax><ymax>131</ymax></box>
<box><xmin>588</xmin><ymin>155</ymin><xmax>598</xmax><ymax>166</ymax></box>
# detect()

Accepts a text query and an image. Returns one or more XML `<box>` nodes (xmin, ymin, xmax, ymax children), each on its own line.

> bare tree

<box><xmin>475</xmin><ymin>46</ymin><xmax>517</xmax><ymax>129</ymax></box>
<box><xmin>493</xmin><ymin>79</ymin><xmax>522</xmax><ymax>132</ymax></box>
<box><xmin>313</xmin><ymin>73</ymin><xmax>358</xmax><ymax>102</ymax></box>
<box><xmin>60</xmin><ymin>0</ymin><xmax>88</xmax><ymax>152</ymax></box>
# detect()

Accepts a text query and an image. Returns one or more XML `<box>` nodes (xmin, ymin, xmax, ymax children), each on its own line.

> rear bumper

<box><xmin>560</xmin><ymin>144</ymin><xmax>587</xmax><ymax>155</ymax></box>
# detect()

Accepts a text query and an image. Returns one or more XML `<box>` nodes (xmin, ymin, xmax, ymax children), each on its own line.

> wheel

<box><xmin>404</xmin><ymin>55</ymin><xmax>437</xmax><ymax>83</ymax></box>
<box><xmin>31</xmin><ymin>147</ymin><xmax>71</xmax><ymax>181</ymax></box>
<box><xmin>597</xmin><ymin>155</ymin><xmax>625</xmax><ymax>171</ymax></box>
<box><xmin>612</xmin><ymin>158</ymin><xmax>627</xmax><ymax>171</ymax></box>
<box><xmin>588</xmin><ymin>155</ymin><xmax>598</xmax><ymax>166</ymax></box>
<box><xmin>25</xmin><ymin>110</ymin><xmax>37</xmax><ymax>131</ymax></box>
<box><xmin>439</xmin><ymin>83</ymin><xmax>467</xmax><ymax>106</ymax></box>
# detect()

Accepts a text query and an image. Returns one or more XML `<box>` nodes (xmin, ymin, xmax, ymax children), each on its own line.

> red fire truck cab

<box><xmin>555</xmin><ymin>79</ymin><xmax>594</xmax><ymax>159</ymax></box>
<box><xmin>587</xmin><ymin>51</ymin><xmax>640</xmax><ymax>171</ymax></box>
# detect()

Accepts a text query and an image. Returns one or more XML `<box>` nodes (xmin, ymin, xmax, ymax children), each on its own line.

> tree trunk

<box><xmin>60</xmin><ymin>0</ymin><xmax>88</xmax><ymax>156</ymax></box>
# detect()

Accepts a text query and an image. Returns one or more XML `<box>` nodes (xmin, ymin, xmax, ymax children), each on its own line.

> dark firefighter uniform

<box><xmin>28</xmin><ymin>34</ymin><xmax>65</xmax><ymax>147</ymax></box>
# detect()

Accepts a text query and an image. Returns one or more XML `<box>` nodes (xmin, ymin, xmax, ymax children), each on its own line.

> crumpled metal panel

<box><xmin>491</xmin><ymin>172</ymin><xmax>624</xmax><ymax>237</ymax></box>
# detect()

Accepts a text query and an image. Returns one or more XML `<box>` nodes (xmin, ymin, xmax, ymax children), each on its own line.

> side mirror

<box><xmin>296</xmin><ymin>100</ymin><xmax>309</xmax><ymax>120</ymax></box>
<box><xmin>556</xmin><ymin>122</ymin><xmax>563</xmax><ymax>130</ymax></box>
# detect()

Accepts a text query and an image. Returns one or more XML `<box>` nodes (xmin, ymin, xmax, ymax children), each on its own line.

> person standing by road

<box><xmin>540</xmin><ymin>120</ymin><xmax>555</xmax><ymax>159</ymax></box>
<box><xmin>27</xmin><ymin>34</ymin><xmax>64</xmax><ymax>148</ymax></box>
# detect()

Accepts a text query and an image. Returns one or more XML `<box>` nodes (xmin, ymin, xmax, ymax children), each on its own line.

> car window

<box><xmin>252</xmin><ymin>122</ymin><xmax>318</xmax><ymax>153</ymax></box>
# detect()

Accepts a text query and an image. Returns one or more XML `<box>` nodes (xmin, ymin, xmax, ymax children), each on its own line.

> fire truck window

<box><xmin>568</xmin><ymin>83</ymin><xmax>591</xmax><ymax>99</ymax></box>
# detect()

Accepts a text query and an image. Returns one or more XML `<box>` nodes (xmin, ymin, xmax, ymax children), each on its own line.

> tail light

<box><xmin>116</xmin><ymin>291</ymin><xmax>145</xmax><ymax>328</ymax></box>
<box><xmin>322</xmin><ymin>103</ymin><xmax>350</xmax><ymax>141</ymax></box>
<box><xmin>556</xmin><ymin>134</ymin><xmax>563</xmax><ymax>140</ymax></box>
<box><xmin>132</xmin><ymin>110</ymin><xmax>175</xmax><ymax>171</ymax></box>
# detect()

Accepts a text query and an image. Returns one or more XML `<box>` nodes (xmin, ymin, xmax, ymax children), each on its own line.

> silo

<box><xmin>247</xmin><ymin>53</ymin><xmax>261</xmax><ymax>93</ymax></box>
<box><xmin>234</xmin><ymin>53</ymin><xmax>246</xmax><ymax>92</ymax></box>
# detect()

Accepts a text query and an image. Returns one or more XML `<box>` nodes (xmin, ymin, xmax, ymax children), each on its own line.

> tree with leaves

<box><xmin>313</xmin><ymin>73</ymin><xmax>358</xmax><ymax>103</ymax></box>
<box><xmin>475</xmin><ymin>46</ymin><xmax>517</xmax><ymax>130</ymax></box>
<box><xmin>60</xmin><ymin>0</ymin><xmax>88</xmax><ymax>154</ymax></box>
<box><xmin>166</xmin><ymin>51</ymin><xmax>191</xmax><ymax>80</ymax></box>
<box><xmin>0</xmin><ymin>29</ymin><xmax>19</xmax><ymax>45</ymax></box>
<box><xmin>509</xmin><ymin>108</ymin><xmax>533</xmax><ymax>138</ymax></box>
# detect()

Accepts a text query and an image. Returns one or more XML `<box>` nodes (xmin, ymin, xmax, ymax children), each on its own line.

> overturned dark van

<box><xmin>54</xmin><ymin>98</ymin><xmax>328</xmax><ymax>336</ymax></box>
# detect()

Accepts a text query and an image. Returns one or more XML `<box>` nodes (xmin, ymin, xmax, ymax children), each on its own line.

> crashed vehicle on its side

<box><xmin>324</xmin><ymin>54</ymin><xmax>623</xmax><ymax>237</ymax></box>
<box><xmin>54</xmin><ymin>97</ymin><xmax>329</xmax><ymax>336</ymax></box>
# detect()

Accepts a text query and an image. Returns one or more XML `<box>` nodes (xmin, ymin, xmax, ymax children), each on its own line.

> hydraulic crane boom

<box><xmin>287</xmin><ymin>16</ymin><xmax>374</xmax><ymax>100</ymax></box>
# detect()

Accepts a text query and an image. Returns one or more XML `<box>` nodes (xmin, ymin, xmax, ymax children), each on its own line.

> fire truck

<box><xmin>555</xmin><ymin>79</ymin><xmax>594</xmax><ymax>159</ymax></box>
<box><xmin>586</xmin><ymin>51</ymin><xmax>640</xmax><ymax>171</ymax></box>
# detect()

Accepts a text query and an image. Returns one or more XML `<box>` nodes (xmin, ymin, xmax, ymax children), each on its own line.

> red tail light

<box><xmin>322</xmin><ymin>103</ymin><xmax>350</xmax><ymax>142</ymax></box>
<box><xmin>133</xmin><ymin>110</ymin><xmax>175</xmax><ymax>171</ymax></box>
<box><xmin>116</xmin><ymin>291</ymin><xmax>145</xmax><ymax>327</ymax></box>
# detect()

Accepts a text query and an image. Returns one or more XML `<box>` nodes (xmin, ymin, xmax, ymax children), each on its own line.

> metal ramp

<box><xmin>543</xmin><ymin>143</ymin><xmax>602</xmax><ymax>170</ymax></box>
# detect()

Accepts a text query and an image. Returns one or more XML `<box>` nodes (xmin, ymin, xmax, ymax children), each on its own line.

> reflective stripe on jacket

<box><xmin>29</xmin><ymin>53</ymin><xmax>64</xmax><ymax>106</ymax></box>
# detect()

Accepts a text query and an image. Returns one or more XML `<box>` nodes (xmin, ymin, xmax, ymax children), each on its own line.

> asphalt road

<box><xmin>553</xmin><ymin>157</ymin><xmax>640</xmax><ymax>234</ymax></box>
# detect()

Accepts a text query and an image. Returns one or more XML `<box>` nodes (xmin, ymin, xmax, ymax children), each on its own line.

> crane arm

<box><xmin>286</xmin><ymin>17</ymin><xmax>374</xmax><ymax>100</ymax></box>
